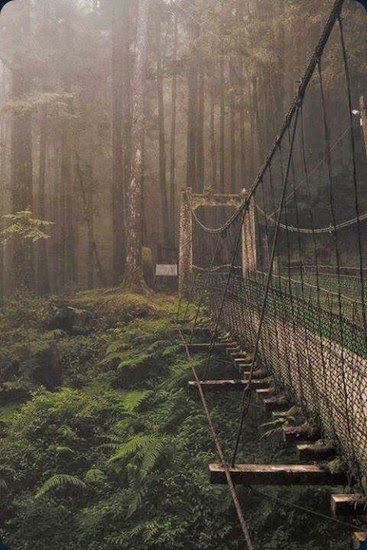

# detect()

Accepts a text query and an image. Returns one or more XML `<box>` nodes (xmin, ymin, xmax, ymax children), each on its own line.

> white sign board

<box><xmin>156</xmin><ymin>264</ymin><xmax>178</xmax><ymax>277</ymax></box>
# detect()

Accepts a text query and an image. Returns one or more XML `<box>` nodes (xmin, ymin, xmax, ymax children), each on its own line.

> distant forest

<box><xmin>0</xmin><ymin>0</ymin><xmax>365</xmax><ymax>296</ymax></box>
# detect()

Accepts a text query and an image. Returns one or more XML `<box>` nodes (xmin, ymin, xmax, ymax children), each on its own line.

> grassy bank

<box><xmin>0</xmin><ymin>290</ymin><xmax>351</xmax><ymax>549</ymax></box>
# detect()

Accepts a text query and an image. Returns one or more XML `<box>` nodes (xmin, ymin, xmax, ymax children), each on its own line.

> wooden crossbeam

<box><xmin>331</xmin><ymin>494</ymin><xmax>367</xmax><ymax>517</ymax></box>
<box><xmin>209</xmin><ymin>463</ymin><xmax>347</xmax><ymax>486</ymax></box>
<box><xmin>263</xmin><ymin>395</ymin><xmax>290</xmax><ymax>413</ymax></box>
<box><xmin>297</xmin><ymin>443</ymin><xmax>336</xmax><ymax>462</ymax></box>
<box><xmin>188</xmin><ymin>380</ymin><xmax>247</xmax><ymax>390</ymax></box>
<box><xmin>352</xmin><ymin>531</ymin><xmax>367</xmax><ymax>549</ymax></box>
<box><xmin>180</xmin><ymin>342</ymin><xmax>236</xmax><ymax>352</ymax></box>
<box><xmin>188</xmin><ymin>378</ymin><xmax>270</xmax><ymax>391</ymax></box>
<box><xmin>256</xmin><ymin>387</ymin><xmax>276</xmax><ymax>399</ymax></box>
<box><xmin>234</xmin><ymin>357</ymin><xmax>253</xmax><ymax>365</ymax></box>
<box><xmin>283</xmin><ymin>424</ymin><xmax>321</xmax><ymax>443</ymax></box>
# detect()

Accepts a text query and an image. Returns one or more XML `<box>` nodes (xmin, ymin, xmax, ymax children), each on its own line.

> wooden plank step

<box><xmin>209</xmin><ymin>463</ymin><xmax>347</xmax><ymax>486</ymax></box>
<box><xmin>226</xmin><ymin>347</ymin><xmax>240</xmax><ymax>357</ymax></box>
<box><xmin>351</xmin><ymin>531</ymin><xmax>367</xmax><ymax>549</ymax></box>
<box><xmin>331</xmin><ymin>494</ymin><xmax>367</xmax><ymax>517</ymax></box>
<box><xmin>188</xmin><ymin>378</ymin><xmax>270</xmax><ymax>391</ymax></box>
<box><xmin>263</xmin><ymin>395</ymin><xmax>290</xmax><ymax>413</ymax></box>
<box><xmin>188</xmin><ymin>380</ymin><xmax>247</xmax><ymax>391</ymax></box>
<box><xmin>180</xmin><ymin>342</ymin><xmax>236</xmax><ymax>352</ymax></box>
<box><xmin>234</xmin><ymin>357</ymin><xmax>253</xmax><ymax>365</ymax></box>
<box><xmin>256</xmin><ymin>387</ymin><xmax>276</xmax><ymax>399</ymax></box>
<box><xmin>297</xmin><ymin>443</ymin><xmax>337</xmax><ymax>462</ymax></box>
<box><xmin>283</xmin><ymin>424</ymin><xmax>321</xmax><ymax>443</ymax></box>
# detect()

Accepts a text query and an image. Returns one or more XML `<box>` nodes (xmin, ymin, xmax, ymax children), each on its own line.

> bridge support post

<box><xmin>179</xmin><ymin>189</ymin><xmax>193</xmax><ymax>297</ymax></box>
<box><xmin>241</xmin><ymin>189</ymin><xmax>257</xmax><ymax>276</ymax></box>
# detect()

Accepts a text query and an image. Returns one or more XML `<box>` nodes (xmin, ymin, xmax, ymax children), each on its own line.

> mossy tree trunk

<box><xmin>9</xmin><ymin>0</ymin><xmax>34</xmax><ymax>292</ymax></box>
<box><xmin>124</xmin><ymin>0</ymin><xmax>151</xmax><ymax>294</ymax></box>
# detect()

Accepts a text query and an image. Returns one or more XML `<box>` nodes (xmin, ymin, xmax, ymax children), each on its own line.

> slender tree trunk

<box><xmin>186</xmin><ymin>42</ymin><xmax>198</xmax><ymax>190</ymax></box>
<box><xmin>209</xmin><ymin>83</ymin><xmax>217</xmax><ymax>191</ymax></box>
<box><xmin>124</xmin><ymin>0</ymin><xmax>150</xmax><ymax>292</ymax></box>
<box><xmin>111</xmin><ymin>0</ymin><xmax>126</xmax><ymax>283</ymax></box>
<box><xmin>9</xmin><ymin>0</ymin><xmax>34</xmax><ymax>292</ymax></box>
<box><xmin>196</xmin><ymin>68</ymin><xmax>205</xmax><ymax>191</ymax></box>
<box><xmin>169</xmin><ymin>10</ymin><xmax>178</xmax><ymax>249</ymax></box>
<box><xmin>229</xmin><ymin>61</ymin><xmax>237</xmax><ymax>193</ymax></box>
<box><xmin>239</xmin><ymin>59</ymin><xmax>247</xmax><ymax>188</ymax></box>
<box><xmin>156</xmin><ymin>13</ymin><xmax>170</xmax><ymax>250</ymax></box>
<box><xmin>219</xmin><ymin>53</ymin><xmax>225</xmax><ymax>192</ymax></box>
<box><xmin>76</xmin><ymin>157</ymin><xmax>107</xmax><ymax>288</ymax></box>
<box><xmin>37</xmin><ymin>104</ymin><xmax>50</xmax><ymax>295</ymax></box>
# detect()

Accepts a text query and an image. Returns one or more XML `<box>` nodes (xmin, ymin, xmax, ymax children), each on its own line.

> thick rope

<box><xmin>179</xmin><ymin>330</ymin><xmax>254</xmax><ymax>550</ymax></box>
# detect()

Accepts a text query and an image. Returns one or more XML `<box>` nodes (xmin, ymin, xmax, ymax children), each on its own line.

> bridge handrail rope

<box><xmin>255</xmin><ymin>203</ymin><xmax>367</xmax><ymax>234</ymax></box>
<box><xmin>231</xmin><ymin>105</ymin><xmax>301</xmax><ymax>466</ymax></box>
<box><xmin>253</xmin><ymin>270</ymin><xmax>364</xmax><ymax>306</ymax></box>
<box><xmin>179</xmin><ymin>330</ymin><xmax>254</xmax><ymax>550</ymax></box>
<box><xmin>185</xmin><ymin>0</ymin><xmax>348</xmax><ymax>237</ymax></box>
<box><xmin>178</xmin><ymin>0</ymin><xmax>367</xmax><ymax>542</ymax></box>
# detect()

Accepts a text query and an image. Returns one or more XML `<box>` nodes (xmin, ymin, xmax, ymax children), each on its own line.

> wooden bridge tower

<box><xmin>179</xmin><ymin>188</ymin><xmax>256</xmax><ymax>296</ymax></box>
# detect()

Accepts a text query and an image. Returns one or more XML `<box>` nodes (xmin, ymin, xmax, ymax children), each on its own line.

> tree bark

<box><xmin>124</xmin><ymin>0</ymin><xmax>150</xmax><ymax>293</ymax></box>
<box><xmin>111</xmin><ymin>0</ymin><xmax>128</xmax><ymax>283</ymax></box>
<box><xmin>37</xmin><ymin>104</ymin><xmax>50</xmax><ymax>295</ymax></box>
<box><xmin>196</xmin><ymin>67</ymin><xmax>205</xmax><ymax>191</ymax></box>
<box><xmin>9</xmin><ymin>0</ymin><xmax>34</xmax><ymax>292</ymax></box>
<box><xmin>156</xmin><ymin>11</ymin><xmax>170</xmax><ymax>251</ymax></box>
<box><xmin>169</xmin><ymin>9</ymin><xmax>178</xmax><ymax>249</ymax></box>
<box><xmin>229</xmin><ymin>61</ymin><xmax>237</xmax><ymax>193</ymax></box>
<box><xmin>209</xmin><ymin>83</ymin><xmax>218</xmax><ymax>191</ymax></box>
<box><xmin>219</xmin><ymin>53</ymin><xmax>225</xmax><ymax>192</ymax></box>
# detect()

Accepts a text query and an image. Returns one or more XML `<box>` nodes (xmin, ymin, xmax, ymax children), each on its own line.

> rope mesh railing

<box><xmin>180</xmin><ymin>0</ymin><xmax>367</xmax><ymax>498</ymax></box>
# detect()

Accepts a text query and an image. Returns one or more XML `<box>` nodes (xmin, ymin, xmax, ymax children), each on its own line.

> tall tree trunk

<box><xmin>37</xmin><ymin>105</ymin><xmax>50</xmax><ymax>295</ymax></box>
<box><xmin>124</xmin><ymin>0</ymin><xmax>150</xmax><ymax>292</ymax></box>
<box><xmin>209</xmin><ymin>82</ymin><xmax>217</xmax><ymax>191</ymax></box>
<box><xmin>169</xmin><ymin>10</ymin><xmax>178</xmax><ymax>249</ymax></box>
<box><xmin>239</xmin><ymin>59</ymin><xmax>247</xmax><ymax>189</ymax></box>
<box><xmin>156</xmin><ymin>12</ymin><xmax>170</xmax><ymax>251</ymax></box>
<box><xmin>219</xmin><ymin>53</ymin><xmax>225</xmax><ymax>192</ymax></box>
<box><xmin>9</xmin><ymin>0</ymin><xmax>34</xmax><ymax>292</ymax></box>
<box><xmin>76</xmin><ymin>157</ymin><xmax>107</xmax><ymax>288</ymax></box>
<box><xmin>186</xmin><ymin>17</ymin><xmax>200</xmax><ymax>191</ymax></box>
<box><xmin>111</xmin><ymin>0</ymin><xmax>127</xmax><ymax>283</ymax></box>
<box><xmin>229</xmin><ymin>61</ymin><xmax>237</xmax><ymax>193</ymax></box>
<box><xmin>196</xmin><ymin>68</ymin><xmax>205</xmax><ymax>191</ymax></box>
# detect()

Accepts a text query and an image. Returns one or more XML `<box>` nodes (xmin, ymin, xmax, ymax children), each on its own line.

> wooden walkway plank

<box><xmin>331</xmin><ymin>494</ymin><xmax>367</xmax><ymax>517</ymax></box>
<box><xmin>180</xmin><ymin>342</ymin><xmax>236</xmax><ymax>352</ymax></box>
<box><xmin>351</xmin><ymin>532</ymin><xmax>367</xmax><ymax>549</ymax></box>
<box><xmin>283</xmin><ymin>424</ymin><xmax>321</xmax><ymax>443</ymax></box>
<box><xmin>209</xmin><ymin>463</ymin><xmax>347</xmax><ymax>486</ymax></box>
<box><xmin>263</xmin><ymin>395</ymin><xmax>290</xmax><ymax>413</ymax></box>
<box><xmin>188</xmin><ymin>380</ymin><xmax>247</xmax><ymax>390</ymax></box>
<box><xmin>188</xmin><ymin>378</ymin><xmax>271</xmax><ymax>391</ymax></box>
<box><xmin>297</xmin><ymin>443</ymin><xmax>336</xmax><ymax>462</ymax></box>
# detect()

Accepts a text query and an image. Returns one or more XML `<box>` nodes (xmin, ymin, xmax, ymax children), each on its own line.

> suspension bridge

<box><xmin>178</xmin><ymin>0</ymin><xmax>367</xmax><ymax>547</ymax></box>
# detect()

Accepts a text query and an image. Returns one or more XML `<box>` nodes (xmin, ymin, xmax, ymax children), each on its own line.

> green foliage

<box><xmin>0</xmin><ymin>290</ymin><xmax>355</xmax><ymax>549</ymax></box>
<box><xmin>36</xmin><ymin>474</ymin><xmax>87</xmax><ymax>498</ymax></box>
<box><xmin>1</xmin><ymin>211</ymin><xmax>54</xmax><ymax>243</ymax></box>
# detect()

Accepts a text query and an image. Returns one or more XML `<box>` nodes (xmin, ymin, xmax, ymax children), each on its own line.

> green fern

<box><xmin>122</xmin><ymin>390</ymin><xmax>152</xmax><ymax>412</ymax></box>
<box><xmin>84</xmin><ymin>468</ymin><xmax>106</xmax><ymax>484</ymax></box>
<box><xmin>109</xmin><ymin>434</ymin><xmax>165</xmax><ymax>476</ymax></box>
<box><xmin>36</xmin><ymin>474</ymin><xmax>87</xmax><ymax>498</ymax></box>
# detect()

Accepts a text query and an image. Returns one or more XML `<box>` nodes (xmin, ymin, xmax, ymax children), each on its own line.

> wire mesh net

<box><xmin>182</xmin><ymin>8</ymin><xmax>367</xmax><ymax>484</ymax></box>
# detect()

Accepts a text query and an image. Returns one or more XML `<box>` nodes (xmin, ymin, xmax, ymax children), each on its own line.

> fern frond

<box><xmin>108</xmin><ymin>434</ymin><xmax>164</xmax><ymax>470</ymax></box>
<box><xmin>36</xmin><ymin>474</ymin><xmax>87</xmax><ymax>498</ymax></box>
<box><xmin>123</xmin><ymin>390</ymin><xmax>152</xmax><ymax>412</ymax></box>
<box><xmin>84</xmin><ymin>468</ymin><xmax>106</xmax><ymax>484</ymax></box>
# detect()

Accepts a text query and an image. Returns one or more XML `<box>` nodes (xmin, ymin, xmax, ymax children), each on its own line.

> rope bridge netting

<box><xmin>179</xmin><ymin>0</ymin><xmax>367</xmax><ymax>492</ymax></box>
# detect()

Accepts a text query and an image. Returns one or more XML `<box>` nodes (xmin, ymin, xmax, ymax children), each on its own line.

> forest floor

<box><xmin>0</xmin><ymin>288</ymin><xmax>353</xmax><ymax>549</ymax></box>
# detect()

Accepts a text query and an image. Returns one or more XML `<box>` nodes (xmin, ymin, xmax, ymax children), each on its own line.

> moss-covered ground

<box><xmin>0</xmin><ymin>289</ymin><xmax>355</xmax><ymax>549</ymax></box>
